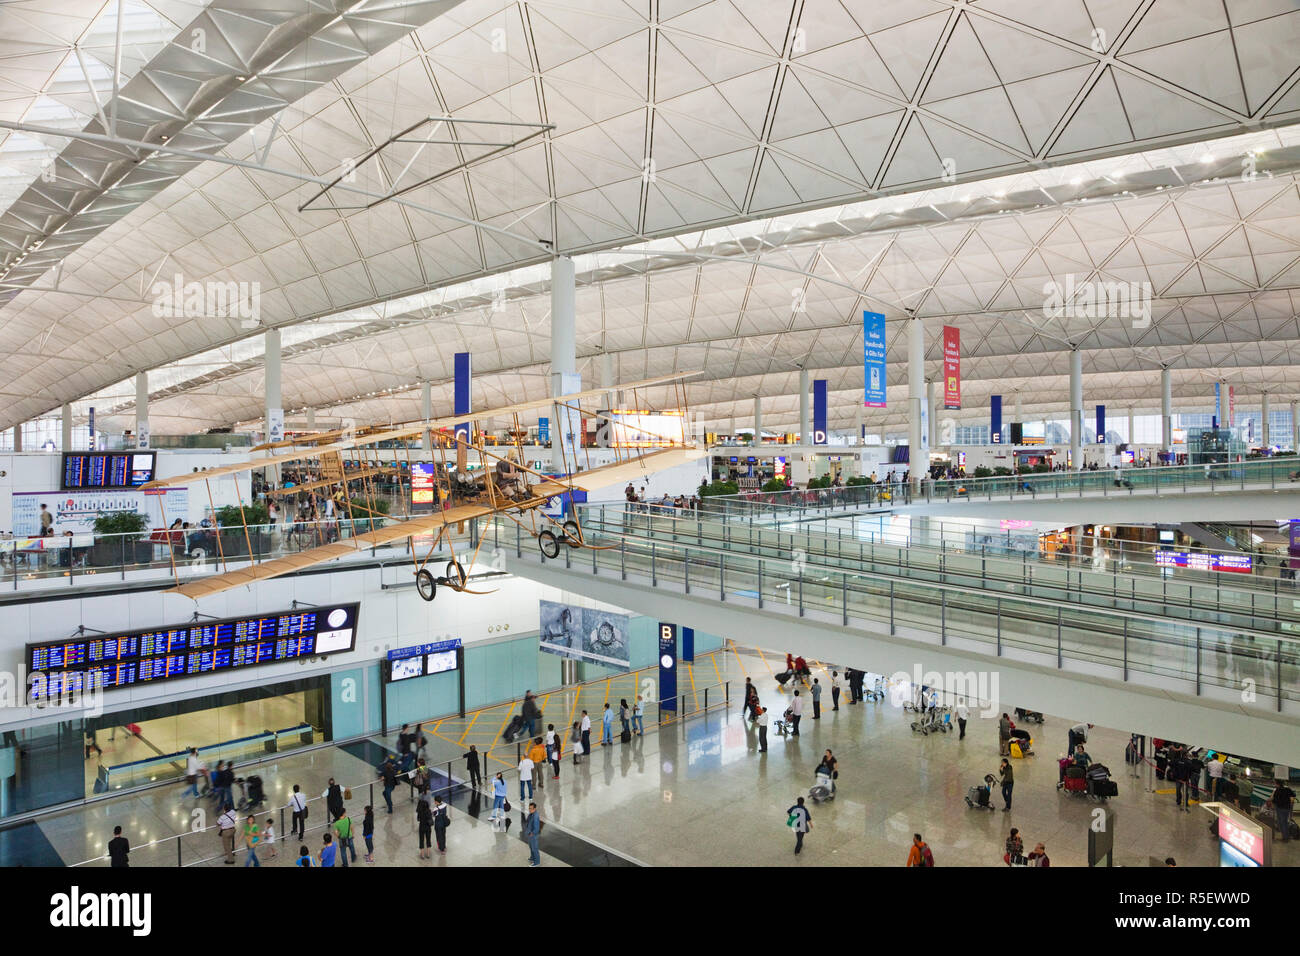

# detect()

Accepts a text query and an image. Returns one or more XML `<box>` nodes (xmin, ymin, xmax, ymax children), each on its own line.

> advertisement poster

<box><xmin>13</xmin><ymin>487</ymin><xmax>190</xmax><ymax>535</ymax></box>
<box><xmin>538</xmin><ymin>600</ymin><xmax>630</xmax><ymax>669</ymax></box>
<box><xmin>411</xmin><ymin>462</ymin><xmax>436</xmax><ymax>514</ymax></box>
<box><xmin>863</xmin><ymin>311</ymin><xmax>887</xmax><ymax>408</ymax></box>
<box><xmin>942</xmin><ymin>325</ymin><xmax>961</xmax><ymax>409</ymax></box>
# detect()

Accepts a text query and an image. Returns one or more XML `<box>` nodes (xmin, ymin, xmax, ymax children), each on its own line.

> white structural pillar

<box><xmin>135</xmin><ymin>371</ymin><xmax>150</xmax><ymax>448</ymax></box>
<box><xmin>61</xmin><ymin>402</ymin><xmax>72</xmax><ymax>451</ymax></box>
<box><xmin>600</xmin><ymin>351</ymin><xmax>618</xmax><ymax>409</ymax></box>
<box><xmin>265</xmin><ymin>327</ymin><xmax>283</xmax><ymax>444</ymax></box>
<box><xmin>908</xmin><ymin>313</ymin><xmax>925</xmax><ymax>483</ymax></box>
<box><xmin>799</xmin><ymin>367</ymin><xmax>810</xmax><ymax>445</ymax></box>
<box><xmin>421</xmin><ymin>382</ymin><xmax>433</xmax><ymax>450</ymax></box>
<box><xmin>1262</xmin><ymin>393</ymin><xmax>1270</xmax><ymax>446</ymax></box>
<box><xmin>1127</xmin><ymin>408</ymin><xmax>1135</xmax><ymax>445</ymax></box>
<box><xmin>854</xmin><ymin>402</ymin><xmax>864</xmax><ymax>446</ymax></box>
<box><xmin>753</xmin><ymin>396</ymin><xmax>762</xmax><ymax>447</ymax></box>
<box><xmin>1161</xmin><ymin>366</ymin><xmax>1173</xmax><ymax>454</ymax></box>
<box><xmin>1069</xmin><ymin>347</ymin><xmax>1083</xmax><ymax>469</ymax></box>
<box><xmin>926</xmin><ymin>377</ymin><xmax>937</xmax><ymax>449</ymax></box>
<box><xmin>11</xmin><ymin>425</ymin><xmax>20</xmax><ymax>452</ymax></box>
<box><xmin>305</xmin><ymin>408</ymin><xmax>316</xmax><ymax>430</ymax></box>
<box><xmin>551</xmin><ymin>256</ymin><xmax>578</xmax><ymax>474</ymax></box>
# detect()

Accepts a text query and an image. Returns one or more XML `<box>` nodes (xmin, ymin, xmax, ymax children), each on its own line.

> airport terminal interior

<box><xmin>0</xmin><ymin>0</ymin><xmax>1298</xmax><ymax>872</ymax></box>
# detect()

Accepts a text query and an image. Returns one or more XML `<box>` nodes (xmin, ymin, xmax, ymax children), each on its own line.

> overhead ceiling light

<box><xmin>1200</xmin><ymin>153</ymin><xmax>1215</xmax><ymax>164</ymax></box>
<box><xmin>1111</xmin><ymin>170</ymin><xmax>1124</xmax><ymax>179</ymax></box>
<box><xmin>1069</xmin><ymin>177</ymin><xmax>1082</xmax><ymax>186</ymax></box>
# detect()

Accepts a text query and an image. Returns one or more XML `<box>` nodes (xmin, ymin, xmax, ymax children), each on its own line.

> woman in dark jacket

<box><xmin>416</xmin><ymin>797</ymin><xmax>433</xmax><ymax>860</ymax></box>
<box><xmin>619</xmin><ymin>699</ymin><xmax>631</xmax><ymax>739</ymax></box>
<box><xmin>999</xmin><ymin>759</ymin><xmax>1014</xmax><ymax>812</ymax></box>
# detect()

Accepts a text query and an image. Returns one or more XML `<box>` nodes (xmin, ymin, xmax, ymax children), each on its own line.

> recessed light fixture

<box><xmin>1200</xmin><ymin>153</ymin><xmax>1214</xmax><ymax>164</ymax></box>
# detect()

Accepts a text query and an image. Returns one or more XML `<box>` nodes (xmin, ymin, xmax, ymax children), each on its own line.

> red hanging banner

<box><xmin>942</xmin><ymin>325</ymin><xmax>961</xmax><ymax>409</ymax></box>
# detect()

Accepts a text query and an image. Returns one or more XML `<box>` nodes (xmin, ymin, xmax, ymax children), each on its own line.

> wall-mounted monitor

<box><xmin>61</xmin><ymin>452</ymin><xmax>157</xmax><ymax>490</ymax></box>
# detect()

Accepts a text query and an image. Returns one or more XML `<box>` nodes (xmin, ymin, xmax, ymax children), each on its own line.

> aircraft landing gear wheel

<box><xmin>415</xmin><ymin>568</ymin><xmax>437</xmax><ymax>602</ymax></box>
<box><xmin>538</xmin><ymin>530</ymin><xmax>561</xmax><ymax>559</ymax></box>
<box><xmin>562</xmin><ymin>520</ymin><xmax>582</xmax><ymax>547</ymax></box>
<box><xmin>445</xmin><ymin>560</ymin><xmax>466</xmax><ymax>589</ymax></box>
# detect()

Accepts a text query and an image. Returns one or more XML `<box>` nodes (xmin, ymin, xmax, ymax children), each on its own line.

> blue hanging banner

<box><xmin>990</xmin><ymin>395</ymin><xmax>1002</xmax><ymax>443</ymax></box>
<box><xmin>538</xmin><ymin>417</ymin><xmax>550</xmax><ymax>443</ymax></box>
<box><xmin>454</xmin><ymin>352</ymin><xmax>471</xmax><ymax>447</ymax></box>
<box><xmin>813</xmin><ymin>380</ymin><xmax>828</xmax><ymax>443</ymax></box>
<box><xmin>863</xmin><ymin>311</ymin><xmax>886</xmax><ymax>408</ymax></box>
<box><xmin>1096</xmin><ymin>405</ymin><xmax>1106</xmax><ymax>443</ymax></box>
<box><xmin>658</xmin><ymin>622</ymin><xmax>677</xmax><ymax>712</ymax></box>
<box><xmin>681</xmin><ymin>626</ymin><xmax>694</xmax><ymax>662</ymax></box>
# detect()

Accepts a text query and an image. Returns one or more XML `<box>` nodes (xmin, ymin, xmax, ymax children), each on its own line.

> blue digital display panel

<box><xmin>61</xmin><ymin>452</ymin><xmax>156</xmax><ymax>489</ymax></box>
<box><xmin>27</xmin><ymin>603</ymin><xmax>360</xmax><ymax>699</ymax></box>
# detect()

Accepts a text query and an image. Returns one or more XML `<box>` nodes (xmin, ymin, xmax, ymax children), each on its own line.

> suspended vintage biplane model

<box><xmin>142</xmin><ymin>373</ymin><xmax>701</xmax><ymax>602</ymax></box>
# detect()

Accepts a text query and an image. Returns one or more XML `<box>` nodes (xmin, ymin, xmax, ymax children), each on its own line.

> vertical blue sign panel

<box><xmin>454</xmin><ymin>351</ymin><xmax>471</xmax><ymax>447</ymax></box>
<box><xmin>812</xmin><ymin>380</ymin><xmax>828</xmax><ymax>443</ymax></box>
<box><xmin>863</xmin><ymin>311</ymin><xmax>886</xmax><ymax>408</ymax></box>
<box><xmin>538</xmin><ymin>417</ymin><xmax>549</xmax><ymax>443</ymax></box>
<box><xmin>1096</xmin><ymin>405</ymin><xmax>1106</xmax><ymax>443</ymax></box>
<box><xmin>658</xmin><ymin>622</ymin><xmax>677</xmax><ymax>712</ymax></box>
<box><xmin>990</xmin><ymin>395</ymin><xmax>1002</xmax><ymax>444</ymax></box>
<box><xmin>681</xmin><ymin>626</ymin><xmax>694</xmax><ymax>662</ymax></box>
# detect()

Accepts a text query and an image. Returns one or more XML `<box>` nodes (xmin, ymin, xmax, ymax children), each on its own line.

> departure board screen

<box><xmin>61</xmin><ymin>452</ymin><xmax>156</xmax><ymax>490</ymax></box>
<box><xmin>27</xmin><ymin>603</ymin><xmax>359</xmax><ymax>699</ymax></box>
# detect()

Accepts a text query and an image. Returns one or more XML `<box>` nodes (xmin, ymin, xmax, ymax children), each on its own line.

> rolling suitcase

<box><xmin>1063</xmin><ymin>776</ymin><xmax>1087</xmax><ymax>793</ymax></box>
<box><xmin>502</xmin><ymin>715</ymin><xmax>525</xmax><ymax>742</ymax></box>
<box><xmin>620</xmin><ymin>728</ymin><xmax>631</xmax><ymax>744</ymax></box>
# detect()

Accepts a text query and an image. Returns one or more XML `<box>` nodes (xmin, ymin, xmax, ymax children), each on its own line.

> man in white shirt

<box><xmin>955</xmin><ymin>701</ymin><xmax>970</xmax><ymax>740</ymax></box>
<box><xmin>789</xmin><ymin>690</ymin><xmax>804</xmax><ymax>736</ymax></box>
<box><xmin>580</xmin><ymin>710</ymin><xmax>591</xmax><ymax>757</ymax></box>
<box><xmin>289</xmin><ymin>784</ymin><xmax>308</xmax><ymax>840</ymax></box>
<box><xmin>183</xmin><ymin>748</ymin><xmax>205</xmax><ymax>799</ymax></box>
<box><xmin>1206</xmin><ymin>754</ymin><xmax>1224</xmax><ymax>800</ymax></box>
<box><xmin>217</xmin><ymin>806</ymin><xmax>238</xmax><ymax>864</ymax></box>
<box><xmin>518</xmin><ymin>755</ymin><xmax>535</xmax><ymax>802</ymax></box>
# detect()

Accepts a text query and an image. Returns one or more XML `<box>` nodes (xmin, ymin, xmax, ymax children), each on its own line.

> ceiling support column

<box><xmin>1069</xmin><ymin>347</ymin><xmax>1083</xmax><ymax>470</ymax></box>
<box><xmin>551</xmin><ymin>256</ymin><xmax>578</xmax><ymax>475</ymax></box>
<box><xmin>265</xmin><ymin>327</ymin><xmax>283</xmax><ymax>445</ymax></box>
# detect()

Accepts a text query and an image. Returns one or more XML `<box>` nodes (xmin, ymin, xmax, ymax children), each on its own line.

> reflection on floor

<box><xmin>17</xmin><ymin>643</ymin><xmax>1295</xmax><ymax>868</ymax></box>
<box><xmin>84</xmin><ymin>693</ymin><xmax>313</xmax><ymax>794</ymax></box>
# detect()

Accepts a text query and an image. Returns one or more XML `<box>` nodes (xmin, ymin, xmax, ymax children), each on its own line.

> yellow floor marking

<box><xmin>754</xmin><ymin>646</ymin><xmax>775</xmax><ymax>676</ymax></box>
<box><xmin>686</xmin><ymin>660</ymin><xmax>697</xmax><ymax>710</ymax></box>
<box><xmin>457</xmin><ymin>710</ymin><xmax>480</xmax><ymax>745</ymax></box>
<box><xmin>729</xmin><ymin>639</ymin><xmax>748</xmax><ymax>677</ymax></box>
<box><xmin>710</xmin><ymin>650</ymin><xmax>724</xmax><ymax>690</ymax></box>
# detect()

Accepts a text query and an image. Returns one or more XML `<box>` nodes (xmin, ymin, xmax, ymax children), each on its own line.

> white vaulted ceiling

<box><xmin>1</xmin><ymin>0</ymin><xmax>1300</xmax><ymax>432</ymax></box>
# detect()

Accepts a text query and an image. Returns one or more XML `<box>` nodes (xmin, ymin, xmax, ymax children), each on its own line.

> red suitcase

<box><xmin>1058</xmin><ymin>757</ymin><xmax>1072</xmax><ymax>782</ymax></box>
<box><xmin>1063</xmin><ymin>775</ymin><xmax>1087</xmax><ymax>793</ymax></box>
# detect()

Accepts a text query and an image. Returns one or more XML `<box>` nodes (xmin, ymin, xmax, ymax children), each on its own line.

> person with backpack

<box><xmin>432</xmin><ymin>795</ymin><xmax>450</xmax><ymax>854</ymax></box>
<box><xmin>906</xmin><ymin>833</ymin><xmax>934</xmax><ymax>867</ymax></box>
<box><xmin>324</xmin><ymin>778</ymin><xmax>344</xmax><ymax>821</ymax></box>
<box><xmin>785</xmin><ymin>796</ymin><xmax>812</xmax><ymax>855</ymax></box>
<box><xmin>1272</xmin><ymin>779</ymin><xmax>1295</xmax><ymax>841</ymax></box>
<box><xmin>296</xmin><ymin>845</ymin><xmax>313</xmax><ymax>868</ymax></box>
<box><xmin>334</xmin><ymin>807</ymin><xmax>356</xmax><ymax>867</ymax></box>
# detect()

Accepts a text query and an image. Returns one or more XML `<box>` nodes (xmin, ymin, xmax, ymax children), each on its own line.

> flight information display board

<box><xmin>27</xmin><ymin>602</ymin><xmax>360</xmax><ymax>699</ymax></box>
<box><xmin>1154</xmin><ymin>551</ymin><xmax>1252</xmax><ymax>574</ymax></box>
<box><xmin>411</xmin><ymin>462</ymin><xmax>436</xmax><ymax>514</ymax></box>
<box><xmin>61</xmin><ymin>452</ymin><xmax>157</xmax><ymax>490</ymax></box>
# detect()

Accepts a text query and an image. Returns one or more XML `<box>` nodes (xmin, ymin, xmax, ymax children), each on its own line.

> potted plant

<box><xmin>91</xmin><ymin>510</ymin><xmax>149</xmax><ymax>566</ymax></box>
<box><xmin>215</xmin><ymin>503</ymin><xmax>271</xmax><ymax>557</ymax></box>
<box><xmin>346</xmin><ymin>496</ymin><xmax>391</xmax><ymax>535</ymax></box>
<box><xmin>761</xmin><ymin>477</ymin><xmax>791</xmax><ymax>492</ymax></box>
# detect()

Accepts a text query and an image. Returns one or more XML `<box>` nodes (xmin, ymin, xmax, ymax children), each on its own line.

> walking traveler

<box><xmin>789</xmin><ymin>690</ymin><xmax>803</xmax><ymax>735</ymax></box>
<box><xmin>571</xmin><ymin>721</ymin><xmax>584</xmax><ymax>764</ymax></box>
<box><xmin>619</xmin><ymin>699</ymin><xmax>631</xmax><ymax>739</ymax></box>
<box><xmin>830</xmin><ymin>671</ymin><xmax>841</xmax><ymax>711</ymax></box>
<box><xmin>528</xmin><ymin>737</ymin><xmax>547</xmax><ymax>791</ymax></box>
<box><xmin>107</xmin><ymin>826</ymin><xmax>129</xmax><ymax>868</ymax></box>
<box><xmin>218</xmin><ymin>804</ymin><xmax>238</xmax><ymax>864</ymax></box>
<box><xmin>955</xmin><ymin>700</ymin><xmax>969</xmax><ymax>740</ymax></box>
<box><xmin>318</xmin><ymin>832</ymin><xmax>337</xmax><ymax>867</ymax></box>
<box><xmin>999</xmin><ymin>758</ymin><xmax>1014</xmax><ymax>811</ymax></box>
<box><xmin>786</xmin><ymin>796</ymin><xmax>811</xmax><ymax>855</ymax></box>
<box><xmin>362</xmin><ymin>805</ymin><xmax>375</xmax><ymax>863</ymax></box>
<box><xmin>580</xmin><ymin>710</ymin><xmax>592</xmax><ymax>756</ymax></box>
<box><xmin>811</xmin><ymin>679</ymin><xmax>822</xmax><ymax>719</ymax></box>
<box><xmin>378</xmin><ymin>758</ymin><xmax>397</xmax><ymax>813</ymax></box>
<box><xmin>416</xmin><ymin>797</ymin><xmax>433</xmax><ymax>859</ymax></box>
<box><xmin>289</xmin><ymin>784</ymin><xmax>308</xmax><ymax>839</ymax></box>
<box><xmin>525</xmin><ymin>802</ymin><xmax>542</xmax><ymax>867</ymax></box>
<box><xmin>905</xmin><ymin>833</ymin><xmax>934</xmax><ymax>866</ymax></box>
<box><xmin>491</xmin><ymin>772</ymin><xmax>508</xmax><ymax>823</ymax></box>
<box><xmin>463</xmin><ymin>745</ymin><xmax>482</xmax><ymax>791</ymax></box>
<box><xmin>243</xmin><ymin>815</ymin><xmax>262</xmax><ymax>868</ymax></box>
<box><xmin>756</xmin><ymin>706</ymin><xmax>768</xmax><ymax>752</ymax></box>
<box><xmin>1004</xmin><ymin>827</ymin><xmax>1023</xmax><ymax>865</ymax></box>
<box><xmin>601</xmin><ymin>703</ymin><xmax>614</xmax><ymax>746</ymax></box>
<box><xmin>334</xmin><ymin>808</ymin><xmax>357</xmax><ymax>867</ymax></box>
<box><xmin>518</xmin><ymin>753</ymin><xmax>535</xmax><ymax>800</ymax></box>
<box><xmin>999</xmin><ymin>713</ymin><xmax>1011</xmax><ymax>756</ymax></box>
<box><xmin>1272</xmin><ymin>779</ymin><xmax>1295</xmax><ymax>841</ymax></box>
<box><xmin>432</xmin><ymin>796</ymin><xmax>449</xmax><ymax>853</ymax></box>
<box><xmin>325</xmin><ymin>778</ymin><xmax>344</xmax><ymax>821</ymax></box>
<box><xmin>741</xmin><ymin>677</ymin><xmax>755</xmax><ymax>719</ymax></box>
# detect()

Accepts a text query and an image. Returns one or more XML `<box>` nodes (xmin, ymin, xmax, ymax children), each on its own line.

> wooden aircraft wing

<box><xmin>143</xmin><ymin>371</ymin><xmax>698</xmax><ymax>489</ymax></box>
<box><xmin>165</xmin><ymin>503</ymin><xmax>493</xmax><ymax>600</ymax></box>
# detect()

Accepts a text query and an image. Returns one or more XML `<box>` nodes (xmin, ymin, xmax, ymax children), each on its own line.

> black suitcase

<box><xmin>1095</xmin><ymin>779</ymin><xmax>1118</xmax><ymax>797</ymax></box>
<box><xmin>620</xmin><ymin>728</ymin><xmax>631</xmax><ymax>743</ymax></box>
<box><xmin>502</xmin><ymin>715</ymin><xmax>524</xmax><ymax>742</ymax></box>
